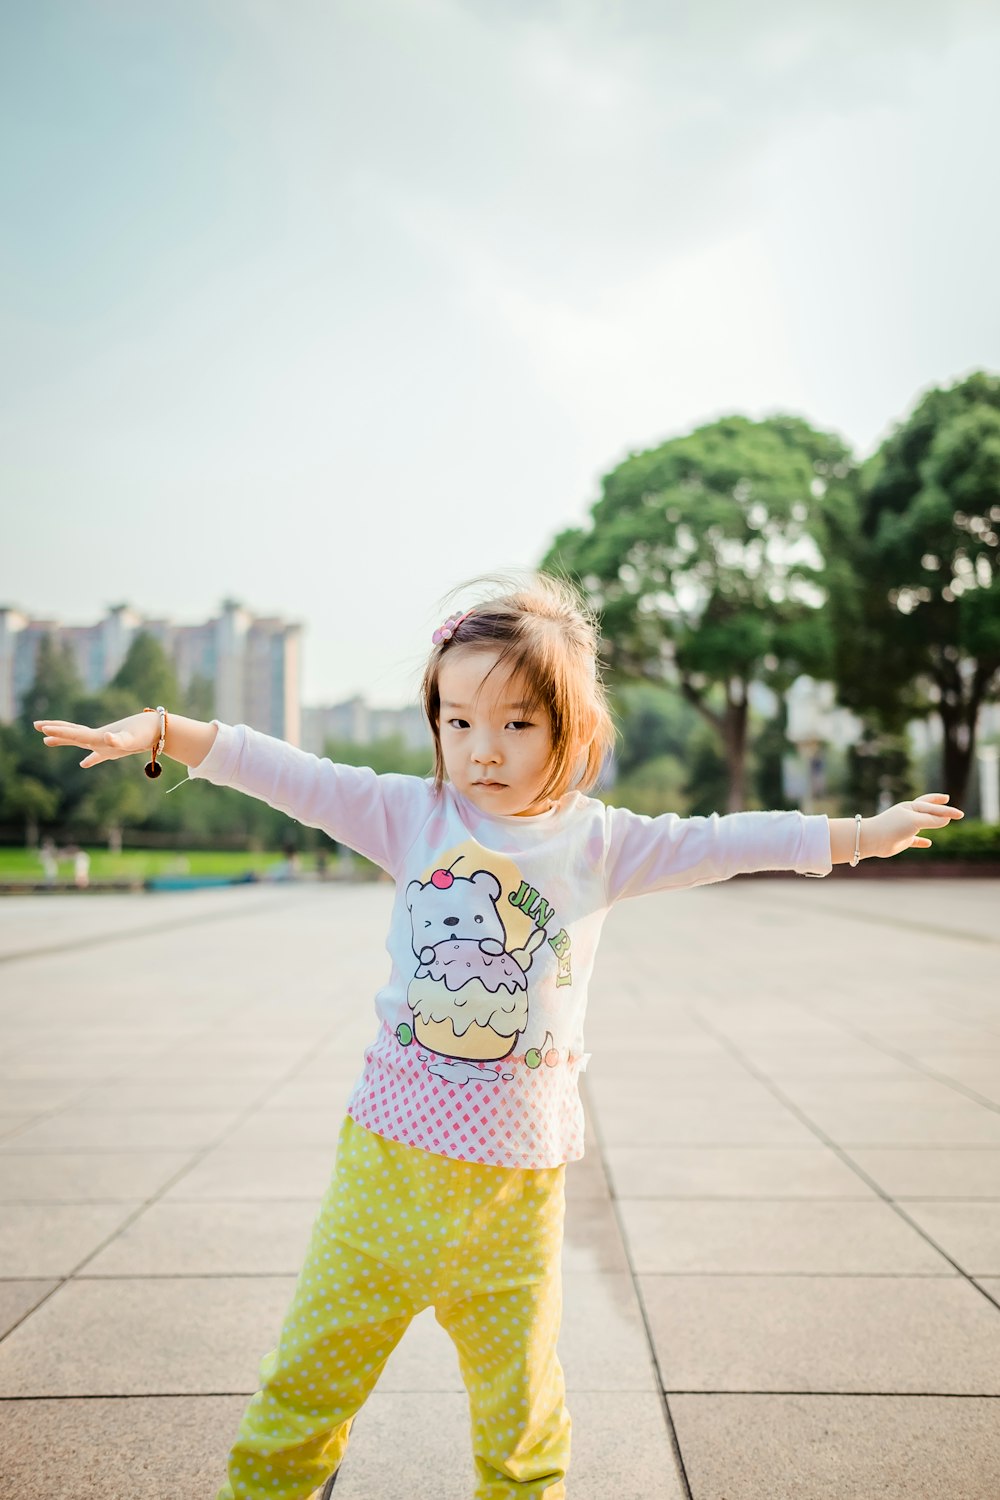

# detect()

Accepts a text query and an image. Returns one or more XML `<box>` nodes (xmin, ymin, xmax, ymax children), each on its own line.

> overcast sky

<box><xmin>3</xmin><ymin>0</ymin><xmax>999</xmax><ymax>708</ymax></box>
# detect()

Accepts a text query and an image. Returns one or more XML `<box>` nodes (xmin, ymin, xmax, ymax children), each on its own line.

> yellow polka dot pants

<box><xmin>216</xmin><ymin>1115</ymin><xmax>571</xmax><ymax>1500</ymax></box>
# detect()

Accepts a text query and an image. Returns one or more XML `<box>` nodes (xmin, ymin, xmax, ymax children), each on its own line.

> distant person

<box><xmin>315</xmin><ymin>848</ymin><xmax>328</xmax><ymax>881</ymax></box>
<box><xmin>39</xmin><ymin>837</ymin><xmax>58</xmax><ymax>886</ymax></box>
<box><xmin>32</xmin><ymin>571</ymin><xmax>964</xmax><ymax>1500</ymax></box>
<box><xmin>72</xmin><ymin>847</ymin><xmax>90</xmax><ymax>889</ymax></box>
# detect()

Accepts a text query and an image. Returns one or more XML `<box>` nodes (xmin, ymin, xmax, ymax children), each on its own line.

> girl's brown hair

<box><xmin>420</xmin><ymin>570</ymin><xmax>617</xmax><ymax>804</ymax></box>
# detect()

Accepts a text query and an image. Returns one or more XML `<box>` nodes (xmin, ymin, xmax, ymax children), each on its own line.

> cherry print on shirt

<box><xmin>525</xmin><ymin>1032</ymin><xmax>561</xmax><ymax>1070</ymax></box>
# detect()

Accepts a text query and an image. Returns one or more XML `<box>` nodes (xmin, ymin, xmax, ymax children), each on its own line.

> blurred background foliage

<box><xmin>3</xmin><ymin>373</ymin><xmax>998</xmax><ymax>857</ymax></box>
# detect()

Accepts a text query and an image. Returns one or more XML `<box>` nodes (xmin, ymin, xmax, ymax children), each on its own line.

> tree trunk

<box><xmin>722</xmin><ymin>681</ymin><xmax>749</xmax><ymax>813</ymax></box>
<box><xmin>679</xmin><ymin>674</ymin><xmax>750</xmax><ymax>812</ymax></box>
<box><xmin>934</xmin><ymin>658</ymin><xmax>994</xmax><ymax>806</ymax></box>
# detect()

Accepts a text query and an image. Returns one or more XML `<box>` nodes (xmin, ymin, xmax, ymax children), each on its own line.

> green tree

<box><xmin>837</xmin><ymin>372</ymin><xmax>1000</xmax><ymax>804</ymax></box>
<box><xmin>8</xmin><ymin>634</ymin><xmax>86</xmax><ymax>838</ymax></box>
<box><xmin>16</xmin><ymin>632</ymin><xmax>84</xmax><ymax>734</ymax></box>
<box><xmin>0</xmin><ymin>728</ymin><xmax>59</xmax><ymax>846</ymax></box>
<box><xmin>602</xmin><ymin>754</ymin><xmax>690</xmax><ymax>817</ymax></box>
<box><xmin>543</xmin><ymin>414</ymin><xmax>856</xmax><ymax>810</ymax></box>
<box><xmin>71</xmin><ymin>687</ymin><xmax>155</xmax><ymax>851</ymax></box>
<box><xmin>184</xmin><ymin>672</ymin><xmax>215</xmax><ymax>721</ymax></box>
<box><xmin>606</xmin><ymin>680</ymin><xmax>702</xmax><ymax>778</ymax></box>
<box><xmin>108</xmin><ymin>631</ymin><xmax>181</xmax><ymax>708</ymax></box>
<box><xmin>321</xmin><ymin>735</ymin><xmax>433</xmax><ymax>778</ymax></box>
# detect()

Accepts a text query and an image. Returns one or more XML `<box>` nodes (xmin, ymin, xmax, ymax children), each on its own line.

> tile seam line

<box><xmin>685</xmin><ymin>1008</ymin><xmax>1000</xmax><ymax>1317</ymax></box>
<box><xmin>578</xmin><ymin>1077</ymin><xmax>695</xmax><ymax>1500</ymax></box>
<box><xmin>0</xmin><ymin>889</ymin><xmax>313</xmax><ymax>966</ymax></box>
<box><xmin>2</xmin><ymin>1270</ymin><xmax>976</xmax><ymax>1281</ymax></box>
<box><xmin>2</xmin><ymin>1389</ymin><xmax>998</xmax><ymax>1403</ymax></box>
<box><xmin>664</xmin><ymin>1388</ymin><xmax>1000</xmax><ymax>1398</ymax></box>
<box><xmin>9</xmin><ymin>1193</ymin><xmax>997</xmax><ymax>1205</ymax></box>
<box><xmin>0</xmin><ymin>1024</ymin><xmax>345</xmax><ymax>1347</ymax></box>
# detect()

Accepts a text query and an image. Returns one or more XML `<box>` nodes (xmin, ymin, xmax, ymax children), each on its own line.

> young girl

<box><xmin>34</xmin><ymin>572</ymin><xmax>963</xmax><ymax>1500</ymax></box>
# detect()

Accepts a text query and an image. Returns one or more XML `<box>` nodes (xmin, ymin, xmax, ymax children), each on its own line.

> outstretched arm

<box><xmin>34</xmin><ymin>712</ymin><xmax>217</xmax><ymax>768</ymax></box>
<box><xmin>829</xmin><ymin>793</ymin><xmax>963</xmax><ymax>863</ymax></box>
<box><xmin>35</xmin><ymin>712</ymin><xmax>435</xmax><ymax>875</ymax></box>
<box><xmin>603</xmin><ymin>791</ymin><xmax>967</xmax><ymax>905</ymax></box>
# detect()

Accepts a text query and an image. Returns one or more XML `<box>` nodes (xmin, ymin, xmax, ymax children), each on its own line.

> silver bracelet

<box><xmin>849</xmin><ymin>812</ymin><xmax>863</xmax><ymax>867</ymax></box>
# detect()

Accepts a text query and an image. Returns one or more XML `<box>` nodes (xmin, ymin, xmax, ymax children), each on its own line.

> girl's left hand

<box><xmin>866</xmin><ymin>793</ymin><xmax>964</xmax><ymax>859</ymax></box>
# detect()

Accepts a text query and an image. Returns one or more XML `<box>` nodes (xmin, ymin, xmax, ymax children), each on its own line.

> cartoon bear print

<box><xmin>404</xmin><ymin>860</ymin><xmax>545</xmax><ymax>1078</ymax></box>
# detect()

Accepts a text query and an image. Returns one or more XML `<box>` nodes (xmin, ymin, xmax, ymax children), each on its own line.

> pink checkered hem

<box><xmin>345</xmin><ymin>1022</ymin><xmax>587</xmax><ymax>1170</ymax></box>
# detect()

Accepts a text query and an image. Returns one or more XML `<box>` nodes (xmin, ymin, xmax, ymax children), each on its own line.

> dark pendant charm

<box><xmin>145</xmin><ymin>760</ymin><xmax>162</xmax><ymax>779</ymax></box>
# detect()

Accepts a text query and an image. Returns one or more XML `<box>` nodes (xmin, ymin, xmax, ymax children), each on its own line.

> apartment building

<box><xmin>0</xmin><ymin>599</ymin><xmax>302</xmax><ymax>744</ymax></box>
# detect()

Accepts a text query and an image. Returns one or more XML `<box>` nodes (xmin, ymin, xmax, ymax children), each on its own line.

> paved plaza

<box><xmin>1</xmin><ymin>876</ymin><xmax>998</xmax><ymax>1499</ymax></box>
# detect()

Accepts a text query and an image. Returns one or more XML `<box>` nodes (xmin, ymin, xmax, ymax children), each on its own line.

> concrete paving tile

<box><xmin>563</xmin><ymin>1197</ymin><xmax>631</xmax><ymax>1273</ymax></box>
<box><xmin>640</xmin><ymin>1274</ymin><xmax>1000</xmax><ymax>1392</ymax></box>
<box><xmin>257</xmin><ymin>1075</ymin><xmax>367</xmax><ymax>1110</ymax></box>
<box><xmin>0</xmin><ymin>1202</ymin><xmax>142</xmax><ymax>1276</ymax></box>
<box><xmin>782</xmin><ymin>1077</ymin><xmax>979</xmax><ymax>1106</ymax></box>
<box><xmin>804</xmin><ymin>1102</ymin><xmax>1000</xmax><ymax>1146</ymax></box>
<box><xmin>373</xmin><ymin>1273</ymin><xmax>656</xmax><ymax>1394</ymax></box>
<box><xmin>587</xmin><ymin>1066</ymin><xmax>774</xmax><ymax>1098</ymax></box>
<box><xmin>0</xmin><ymin>1279</ymin><xmax>58</xmax><ymax>1337</ymax></box>
<box><xmin>0</xmin><ymin>1108</ymin><xmax>243</xmax><ymax>1152</ymax></box>
<box><xmin>161</xmin><ymin>1145</ymin><xmax>337</xmax><ymax>1201</ymax></box>
<box><xmin>899</xmin><ymin>1201</ymin><xmax>1000</xmax><ymax>1275</ymax></box>
<box><xmin>761</xmin><ymin>1058</ymin><xmax>930</xmax><ymax>1082</ymax></box>
<box><xmin>848</xmin><ymin>1147</ymin><xmax>1000</xmax><ymax>1199</ymax></box>
<box><xmin>604</xmin><ymin>1145</ymin><xmax>877</xmax><ymax>1199</ymax></box>
<box><xmin>560</xmin><ymin>1391</ymin><xmax>686</xmax><ymax>1498</ymax></box>
<box><xmin>617</xmin><ymin>1199</ymin><xmax>954</xmax><ymax>1274</ymax></box>
<box><xmin>294</xmin><ymin>1055</ymin><xmax>374</xmax><ymax>1085</ymax></box>
<box><xmin>914</xmin><ymin>1051</ymin><xmax>1000</xmax><ymax>1082</ymax></box>
<box><xmin>0</xmin><ymin>1115</ymin><xmax>33</xmax><ymax>1141</ymax></box>
<box><xmin>0</xmin><ymin>886</ymin><xmax>266</xmax><ymax>957</ymax></box>
<box><xmin>0</xmin><ymin>1391</ymin><xmax>675</xmax><ymax>1500</ymax></box>
<box><xmin>564</xmin><ymin>1149</ymin><xmax>612</xmax><ymax>1201</ymax></box>
<box><xmin>71</xmin><ymin>1077</ymin><xmax>270</xmax><ymax>1111</ymax></box>
<box><xmin>583</xmin><ymin>1087</ymin><xmax>817</xmax><ymax>1146</ymax></box>
<box><xmin>329</xmin><ymin>1391</ymin><xmax>684</xmax><ymax>1500</ymax></box>
<box><xmin>153</xmin><ymin>1040</ymin><xmax>315</xmax><ymax>1069</ymax></box>
<box><xmin>221</xmin><ymin>1108</ymin><xmax>351</xmax><ymax>1149</ymax></box>
<box><xmin>0</xmin><ymin>1394</ymin><xmax>245</xmax><ymax>1500</ymax></box>
<box><xmin>670</xmin><ymin>1393</ymin><xmax>1000</xmax><ymax>1500</ymax></box>
<box><xmin>11</xmin><ymin>1036</ymin><xmax>174</xmax><ymax>1062</ymax></box>
<box><xmin>587</xmin><ymin>1054</ymin><xmax>768</xmax><ymax>1085</ymax></box>
<box><xmin>126</xmin><ymin>1052</ymin><xmax>300</xmax><ymax>1080</ymax></box>
<box><xmin>0</xmin><ymin>1081</ymin><xmax>92</xmax><ymax>1112</ymax></box>
<box><xmin>0</xmin><ymin>1150</ymin><xmax>194</xmax><ymax>1203</ymax></box>
<box><xmin>373</xmin><ymin>1305</ymin><xmax>463</xmax><ymax>1391</ymax></box>
<box><xmin>339</xmin><ymin>1394</ymin><xmax>501</xmax><ymax>1499</ymax></box>
<box><xmin>1</xmin><ymin>1052</ymin><xmax>166</xmax><ymax>1080</ymax></box>
<box><xmin>559</xmin><ymin>1272</ymin><xmax>658</xmax><ymax>1391</ymax></box>
<box><xmin>0</xmin><ymin>1276</ymin><xmax>296</xmax><ymax>1395</ymax></box>
<box><xmin>84</xmin><ymin>1198</ymin><xmax>320</xmax><ymax>1276</ymax></box>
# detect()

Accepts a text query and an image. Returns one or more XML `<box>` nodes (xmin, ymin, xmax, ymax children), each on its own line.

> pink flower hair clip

<box><xmin>432</xmin><ymin>610</ymin><xmax>473</xmax><ymax>645</ymax></box>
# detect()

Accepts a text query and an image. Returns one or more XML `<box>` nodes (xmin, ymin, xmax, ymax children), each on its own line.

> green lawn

<box><xmin>0</xmin><ymin>847</ymin><xmax>342</xmax><ymax>884</ymax></box>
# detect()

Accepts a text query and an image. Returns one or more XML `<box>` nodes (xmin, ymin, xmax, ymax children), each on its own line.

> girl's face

<box><xmin>437</xmin><ymin>647</ymin><xmax>555</xmax><ymax>818</ymax></box>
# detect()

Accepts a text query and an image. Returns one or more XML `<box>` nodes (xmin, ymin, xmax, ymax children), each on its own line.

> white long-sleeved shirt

<box><xmin>188</xmin><ymin>723</ymin><xmax>832</xmax><ymax>1169</ymax></box>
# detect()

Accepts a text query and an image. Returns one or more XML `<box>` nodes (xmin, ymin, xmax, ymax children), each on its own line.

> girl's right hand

<box><xmin>33</xmin><ymin>713</ymin><xmax>158</xmax><ymax>769</ymax></box>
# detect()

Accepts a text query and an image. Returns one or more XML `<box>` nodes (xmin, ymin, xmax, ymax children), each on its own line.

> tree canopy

<box><xmin>542</xmin><ymin>413</ymin><xmax>855</xmax><ymax>810</ymax></box>
<box><xmin>834</xmin><ymin>371</ymin><xmax>1000</xmax><ymax>803</ymax></box>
